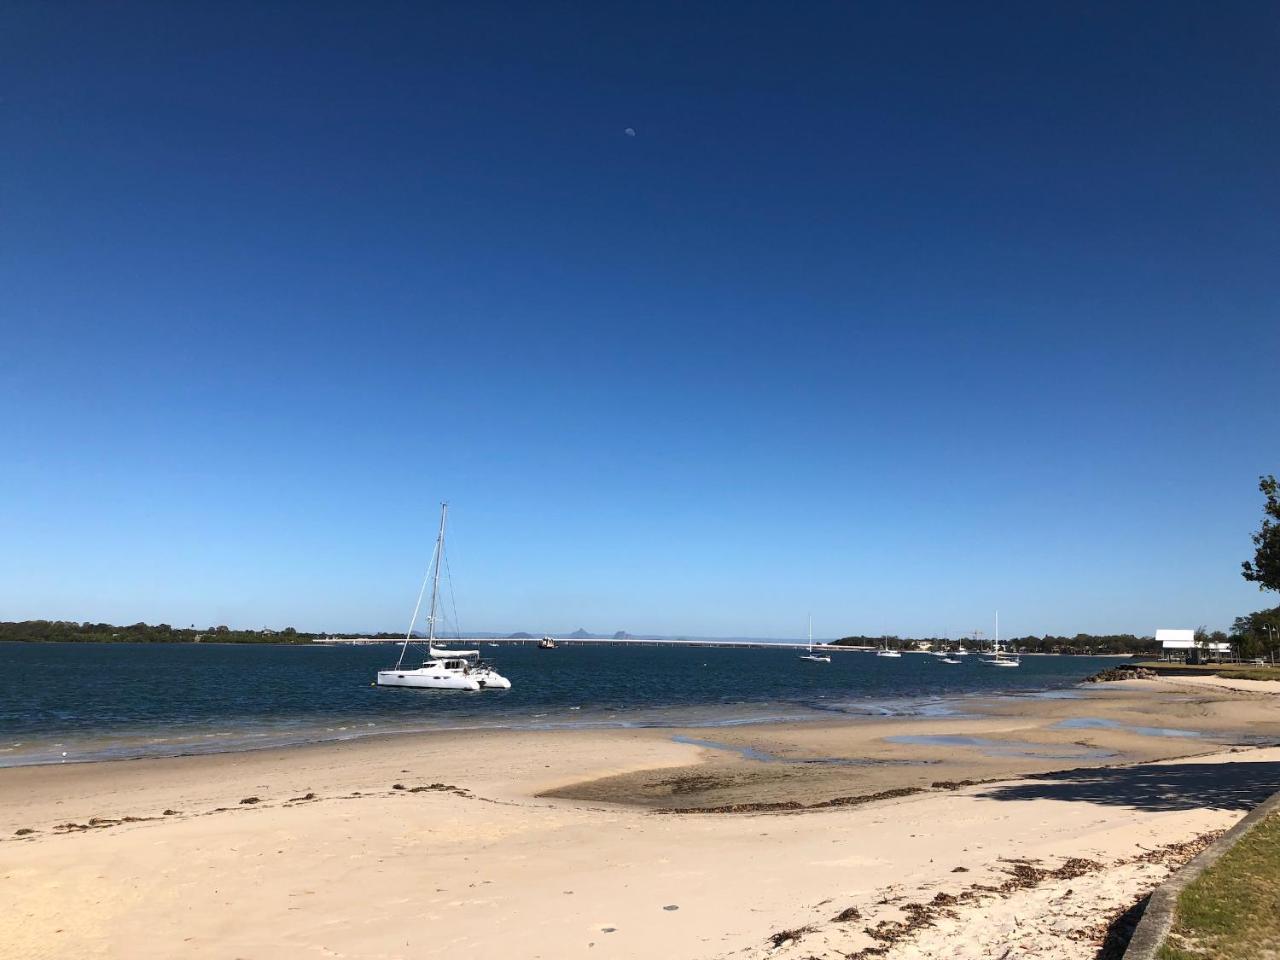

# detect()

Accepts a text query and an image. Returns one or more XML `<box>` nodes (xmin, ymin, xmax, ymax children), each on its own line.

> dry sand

<box><xmin>4</xmin><ymin>678</ymin><xmax>1280</xmax><ymax>960</ymax></box>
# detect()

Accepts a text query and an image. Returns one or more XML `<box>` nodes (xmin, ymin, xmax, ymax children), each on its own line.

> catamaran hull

<box><xmin>376</xmin><ymin>670</ymin><xmax>481</xmax><ymax>690</ymax></box>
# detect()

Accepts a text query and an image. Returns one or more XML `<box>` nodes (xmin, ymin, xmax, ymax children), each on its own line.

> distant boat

<box><xmin>538</xmin><ymin>636</ymin><xmax>558</xmax><ymax>650</ymax></box>
<box><xmin>799</xmin><ymin>615</ymin><xmax>830</xmax><ymax>663</ymax></box>
<box><xmin>375</xmin><ymin>503</ymin><xmax>512</xmax><ymax>691</ymax></box>
<box><xmin>980</xmin><ymin>611</ymin><xmax>1020</xmax><ymax>668</ymax></box>
<box><xmin>875</xmin><ymin>641</ymin><xmax>901</xmax><ymax>659</ymax></box>
<box><xmin>939</xmin><ymin>634</ymin><xmax>963</xmax><ymax>663</ymax></box>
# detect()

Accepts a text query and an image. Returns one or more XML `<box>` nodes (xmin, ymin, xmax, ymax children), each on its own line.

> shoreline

<box><xmin>0</xmin><ymin>682</ymin><xmax>1113</xmax><ymax>771</ymax></box>
<box><xmin>5</xmin><ymin>676</ymin><xmax>1280</xmax><ymax>959</ymax></box>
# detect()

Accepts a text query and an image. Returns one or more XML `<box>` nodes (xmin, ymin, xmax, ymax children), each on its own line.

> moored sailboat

<box><xmin>980</xmin><ymin>611</ymin><xmax>1020</xmax><ymax>667</ymax></box>
<box><xmin>376</xmin><ymin>503</ymin><xmax>512</xmax><ymax>691</ymax></box>
<box><xmin>799</xmin><ymin>615</ymin><xmax>830</xmax><ymax>663</ymax></box>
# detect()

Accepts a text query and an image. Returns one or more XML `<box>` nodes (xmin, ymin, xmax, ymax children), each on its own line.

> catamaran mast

<box><xmin>426</xmin><ymin>503</ymin><xmax>448</xmax><ymax>647</ymax></box>
<box><xmin>395</xmin><ymin>502</ymin><xmax>448</xmax><ymax>670</ymax></box>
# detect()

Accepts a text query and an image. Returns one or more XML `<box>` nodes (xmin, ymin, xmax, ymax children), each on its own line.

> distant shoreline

<box><xmin>0</xmin><ymin>637</ymin><xmax>1149</xmax><ymax>656</ymax></box>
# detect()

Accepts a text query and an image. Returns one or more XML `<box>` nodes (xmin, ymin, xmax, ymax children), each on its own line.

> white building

<box><xmin>1157</xmin><ymin>628</ymin><xmax>1231</xmax><ymax>660</ymax></box>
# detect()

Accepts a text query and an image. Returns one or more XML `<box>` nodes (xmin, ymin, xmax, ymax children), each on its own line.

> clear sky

<box><xmin>2</xmin><ymin>2</ymin><xmax>1277</xmax><ymax>638</ymax></box>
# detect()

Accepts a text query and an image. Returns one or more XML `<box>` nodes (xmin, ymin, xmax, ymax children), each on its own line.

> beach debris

<box><xmin>288</xmin><ymin>792</ymin><xmax>316</xmax><ymax>802</ymax></box>
<box><xmin>14</xmin><ymin>828</ymin><xmax>35</xmax><ymax>836</ymax></box>
<box><xmin>407</xmin><ymin>782</ymin><xmax>472</xmax><ymax>797</ymax></box>
<box><xmin>662</xmin><ymin>904</ymin><xmax>679</xmax><ymax>911</ymax></box>
<box><xmin>843</xmin><ymin>833</ymin><xmax>1223</xmax><ymax>959</ymax></box>
<box><xmin>767</xmin><ymin>925</ymin><xmax>814</xmax><ymax>948</ymax></box>
<box><xmin>392</xmin><ymin>783</ymin><xmax>406</xmax><ymax>790</ymax></box>
<box><xmin>49</xmin><ymin>814</ymin><xmax>158</xmax><ymax>833</ymax></box>
<box><xmin>930</xmin><ymin>779</ymin><xmax>983</xmax><ymax>790</ymax></box>
<box><xmin>239</xmin><ymin>796</ymin><xmax>261</xmax><ymax>805</ymax></box>
<box><xmin>601</xmin><ymin>927</ymin><xmax>617</xmax><ymax>933</ymax></box>
<box><xmin>163</xmin><ymin>809</ymin><xmax>179</xmax><ymax>816</ymax></box>
<box><xmin>832</xmin><ymin>906</ymin><xmax>862</xmax><ymax>922</ymax></box>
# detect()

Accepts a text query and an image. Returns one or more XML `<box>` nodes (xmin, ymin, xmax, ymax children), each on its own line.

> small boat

<box><xmin>940</xmin><ymin>655</ymin><xmax>962</xmax><ymax>664</ymax></box>
<box><xmin>875</xmin><ymin>642</ymin><xmax>901</xmax><ymax>658</ymax></box>
<box><xmin>799</xmin><ymin>615</ymin><xmax>830</xmax><ymax>663</ymax></box>
<box><xmin>538</xmin><ymin>636</ymin><xmax>557</xmax><ymax>650</ymax></box>
<box><xmin>986</xmin><ymin>655</ymin><xmax>1020</xmax><ymax>667</ymax></box>
<box><xmin>376</xmin><ymin>503</ymin><xmax>512</xmax><ymax>691</ymax></box>
<box><xmin>980</xmin><ymin>611</ymin><xmax>1020</xmax><ymax>667</ymax></box>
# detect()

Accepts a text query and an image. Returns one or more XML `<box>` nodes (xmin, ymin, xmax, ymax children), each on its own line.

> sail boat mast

<box><xmin>426</xmin><ymin>503</ymin><xmax>448</xmax><ymax>646</ymax></box>
<box><xmin>394</xmin><ymin>502</ymin><xmax>448</xmax><ymax>670</ymax></box>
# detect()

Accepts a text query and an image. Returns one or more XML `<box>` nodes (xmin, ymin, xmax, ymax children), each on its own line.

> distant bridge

<box><xmin>312</xmin><ymin>636</ymin><xmax>871</xmax><ymax>652</ymax></box>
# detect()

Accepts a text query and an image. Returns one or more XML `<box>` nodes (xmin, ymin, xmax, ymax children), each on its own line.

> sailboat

<box><xmin>799</xmin><ymin>615</ymin><xmax>830</xmax><ymax>663</ymax></box>
<box><xmin>981</xmin><ymin>611</ymin><xmax>1020</xmax><ymax>667</ymax></box>
<box><xmin>875</xmin><ymin>639</ymin><xmax>901</xmax><ymax>658</ymax></box>
<box><xmin>376</xmin><ymin>503</ymin><xmax>512</xmax><ymax>691</ymax></box>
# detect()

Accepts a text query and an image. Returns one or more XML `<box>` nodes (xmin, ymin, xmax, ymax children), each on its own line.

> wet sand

<box><xmin>4</xmin><ymin>677</ymin><xmax>1280</xmax><ymax>959</ymax></box>
<box><xmin>543</xmin><ymin>678</ymin><xmax>1280</xmax><ymax>812</ymax></box>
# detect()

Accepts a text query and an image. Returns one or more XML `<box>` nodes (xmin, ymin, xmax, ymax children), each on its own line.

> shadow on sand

<box><xmin>977</xmin><ymin>760</ymin><xmax>1280</xmax><ymax>813</ymax></box>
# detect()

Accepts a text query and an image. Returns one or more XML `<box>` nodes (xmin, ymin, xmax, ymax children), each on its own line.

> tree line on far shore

<box><xmin>0</xmin><ymin>621</ymin><xmax>405</xmax><ymax>645</ymax></box>
<box><xmin>832</xmin><ymin>633</ymin><xmax>1168</xmax><ymax>655</ymax></box>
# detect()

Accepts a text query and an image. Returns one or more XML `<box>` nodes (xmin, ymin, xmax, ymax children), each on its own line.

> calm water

<box><xmin>0</xmin><ymin>642</ymin><xmax>1121</xmax><ymax>766</ymax></box>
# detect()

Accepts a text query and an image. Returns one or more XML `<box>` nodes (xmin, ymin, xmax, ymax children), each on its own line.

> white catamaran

<box><xmin>376</xmin><ymin>503</ymin><xmax>512</xmax><ymax>691</ymax></box>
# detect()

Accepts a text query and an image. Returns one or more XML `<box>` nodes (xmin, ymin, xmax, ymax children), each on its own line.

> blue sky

<box><xmin>2</xmin><ymin>2</ymin><xmax>1277</xmax><ymax>637</ymax></box>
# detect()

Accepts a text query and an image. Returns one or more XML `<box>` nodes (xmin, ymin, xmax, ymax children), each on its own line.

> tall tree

<box><xmin>1242</xmin><ymin>475</ymin><xmax>1280</xmax><ymax>593</ymax></box>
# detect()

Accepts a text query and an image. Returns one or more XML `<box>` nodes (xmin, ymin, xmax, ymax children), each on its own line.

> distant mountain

<box><xmin>567</xmin><ymin>628</ymin><xmax>592</xmax><ymax>639</ymax></box>
<box><xmin>613</xmin><ymin>631</ymin><xmax>631</xmax><ymax>640</ymax></box>
<box><xmin>506</xmin><ymin>632</ymin><xmax>534</xmax><ymax>639</ymax></box>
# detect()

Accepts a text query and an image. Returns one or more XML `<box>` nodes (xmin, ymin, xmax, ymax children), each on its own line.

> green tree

<box><xmin>1242</xmin><ymin>475</ymin><xmax>1280</xmax><ymax>592</ymax></box>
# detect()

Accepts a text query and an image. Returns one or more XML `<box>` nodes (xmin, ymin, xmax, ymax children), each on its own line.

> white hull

<box><xmin>875</xmin><ymin>651</ymin><xmax>901</xmax><ymax>658</ymax></box>
<box><xmin>378</xmin><ymin>669</ymin><xmax>480</xmax><ymax>690</ymax></box>
<box><xmin>377</xmin><ymin>666</ymin><xmax>512</xmax><ymax>690</ymax></box>
<box><xmin>799</xmin><ymin>654</ymin><xmax>831</xmax><ymax>663</ymax></box>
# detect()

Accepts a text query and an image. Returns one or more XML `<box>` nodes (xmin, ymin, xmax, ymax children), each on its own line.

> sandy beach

<box><xmin>5</xmin><ymin>676</ymin><xmax>1280</xmax><ymax>960</ymax></box>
